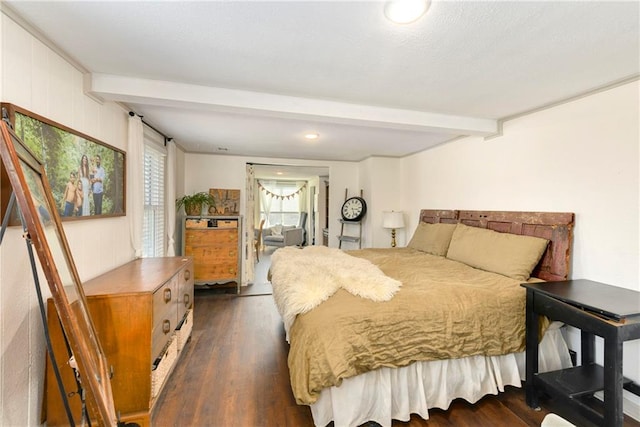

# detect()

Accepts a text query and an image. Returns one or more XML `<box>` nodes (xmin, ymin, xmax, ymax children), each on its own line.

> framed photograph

<box><xmin>0</xmin><ymin>103</ymin><xmax>125</xmax><ymax>223</ymax></box>
<box><xmin>0</xmin><ymin>120</ymin><xmax>118</xmax><ymax>425</ymax></box>
<box><xmin>209</xmin><ymin>188</ymin><xmax>240</xmax><ymax>216</ymax></box>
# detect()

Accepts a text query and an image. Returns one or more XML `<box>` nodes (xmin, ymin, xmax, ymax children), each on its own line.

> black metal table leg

<box><xmin>525</xmin><ymin>289</ymin><xmax>540</xmax><ymax>409</ymax></box>
<box><xmin>581</xmin><ymin>329</ymin><xmax>595</xmax><ymax>365</ymax></box>
<box><xmin>604</xmin><ymin>329</ymin><xmax>624</xmax><ymax>427</ymax></box>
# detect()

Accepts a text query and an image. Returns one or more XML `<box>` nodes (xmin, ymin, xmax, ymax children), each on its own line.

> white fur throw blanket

<box><xmin>269</xmin><ymin>246</ymin><xmax>402</xmax><ymax>341</ymax></box>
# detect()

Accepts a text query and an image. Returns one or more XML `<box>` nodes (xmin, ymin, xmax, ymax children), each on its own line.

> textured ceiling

<box><xmin>5</xmin><ymin>1</ymin><xmax>639</xmax><ymax>161</ymax></box>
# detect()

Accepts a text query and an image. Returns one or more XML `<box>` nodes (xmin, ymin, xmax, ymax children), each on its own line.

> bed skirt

<box><xmin>310</xmin><ymin>322</ymin><xmax>572</xmax><ymax>427</ymax></box>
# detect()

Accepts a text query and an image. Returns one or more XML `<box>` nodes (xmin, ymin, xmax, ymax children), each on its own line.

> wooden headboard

<box><xmin>419</xmin><ymin>209</ymin><xmax>575</xmax><ymax>281</ymax></box>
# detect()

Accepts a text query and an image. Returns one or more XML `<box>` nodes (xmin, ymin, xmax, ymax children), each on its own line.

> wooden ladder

<box><xmin>338</xmin><ymin>188</ymin><xmax>363</xmax><ymax>249</ymax></box>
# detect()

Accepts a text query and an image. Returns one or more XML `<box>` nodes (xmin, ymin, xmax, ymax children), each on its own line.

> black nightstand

<box><xmin>522</xmin><ymin>279</ymin><xmax>640</xmax><ymax>427</ymax></box>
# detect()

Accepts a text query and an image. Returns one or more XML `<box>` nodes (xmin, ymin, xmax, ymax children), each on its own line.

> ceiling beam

<box><xmin>85</xmin><ymin>73</ymin><xmax>498</xmax><ymax>135</ymax></box>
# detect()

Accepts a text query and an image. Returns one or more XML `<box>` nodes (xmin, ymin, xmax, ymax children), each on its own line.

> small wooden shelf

<box><xmin>339</xmin><ymin>219</ymin><xmax>361</xmax><ymax>224</ymax></box>
<box><xmin>338</xmin><ymin>218</ymin><xmax>362</xmax><ymax>248</ymax></box>
<box><xmin>535</xmin><ymin>364</ymin><xmax>633</xmax><ymax>399</ymax></box>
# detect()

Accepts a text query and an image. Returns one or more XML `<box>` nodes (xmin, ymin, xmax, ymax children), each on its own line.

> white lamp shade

<box><xmin>383</xmin><ymin>211</ymin><xmax>405</xmax><ymax>229</ymax></box>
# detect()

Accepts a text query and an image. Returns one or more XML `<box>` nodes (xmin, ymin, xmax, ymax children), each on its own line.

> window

<box><xmin>142</xmin><ymin>142</ymin><xmax>166</xmax><ymax>257</ymax></box>
<box><xmin>260</xmin><ymin>181</ymin><xmax>301</xmax><ymax>227</ymax></box>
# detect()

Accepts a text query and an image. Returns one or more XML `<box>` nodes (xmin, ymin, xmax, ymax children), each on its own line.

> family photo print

<box><xmin>1</xmin><ymin>103</ymin><xmax>125</xmax><ymax>221</ymax></box>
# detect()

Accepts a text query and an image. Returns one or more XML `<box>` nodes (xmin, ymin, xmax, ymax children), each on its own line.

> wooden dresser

<box><xmin>44</xmin><ymin>257</ymin><xmax>194</xmax><ymax>427</ymax></box>
<box><xmin>182</xmin><ymin>215</ymin><xmax>241</xmax><ymax>292</ymax></box>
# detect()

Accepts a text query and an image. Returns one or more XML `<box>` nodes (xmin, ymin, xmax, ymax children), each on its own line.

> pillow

<box><xmin>271</xmin><ymin>224</ymin><xmax>283</xmax><ymax>236</ymax></box>
<box><xmin>407</xmin><ymin>222</ymin><xmax>458</xmax><ymax>256</ymax></box>
<box><xmin>446</xmin><ymin>223</ymin><xmax>549</xmax><ymax>281</ymax></box>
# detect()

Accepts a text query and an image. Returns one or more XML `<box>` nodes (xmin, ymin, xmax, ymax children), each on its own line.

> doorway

<box><xmin>244</xmin><ymin>163</ymin><xmax>330</xmax><ymax>288</ymax></box>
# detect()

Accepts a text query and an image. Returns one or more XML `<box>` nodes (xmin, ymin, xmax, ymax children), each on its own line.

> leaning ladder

<box><xmin>338</xmin><ymin>188</ymin><xmax>363</xmax><ymax>249</ymax></box>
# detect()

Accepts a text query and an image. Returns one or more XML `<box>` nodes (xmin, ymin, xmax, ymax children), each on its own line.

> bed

<box><xmin>270</xmin><ymin>209</ymin><xmax>575</xmax><ymax>427</ymax></box>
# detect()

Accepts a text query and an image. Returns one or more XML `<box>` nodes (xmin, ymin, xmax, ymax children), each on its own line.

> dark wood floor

<box><xmin>238</xmin><ymin>281</ymin><xmax>272</xmax><ymax>296</ymax></box>
<box><xmin>152</xmin><ymin>292</ymin><xmax>640</xmax><ymax>427</ymax></box>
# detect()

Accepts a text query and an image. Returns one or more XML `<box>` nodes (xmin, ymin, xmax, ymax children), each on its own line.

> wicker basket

<box><xmin>185</xmin><ymin>203</ymin><xmax>202</xmax><ymax>216</ymax></box>
<box><xmin>176</xmin><ymin>310</ymin><xmax>193</xmax><ymax>352</ymax></box>
<box><xmin>151</xmin><ymin>336</ymin><xmax>178</xmax><ymax>398</ymax></box>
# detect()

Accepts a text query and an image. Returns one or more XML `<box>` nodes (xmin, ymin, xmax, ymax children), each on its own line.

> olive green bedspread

<box><xmin>277</xmin><ymin>247</ymin><xmax>547</xmax><ymax>405</ymax></box>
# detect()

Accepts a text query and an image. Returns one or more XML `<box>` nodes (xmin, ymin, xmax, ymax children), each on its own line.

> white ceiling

<box><xmin>5</xmin><ymin>1</ymin><xmax>639</xmax><ymax>162</ymax></box>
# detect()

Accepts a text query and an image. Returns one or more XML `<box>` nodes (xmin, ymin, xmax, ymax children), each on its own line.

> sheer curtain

<box><xmin>165</xmin><ymin>140</ymin><xmax>176</xmax><ymax>256</ymax></box>
<box><xmin>253</xmin><ymin>179</ymin><xmax>261</xmax><ymax>228</ymax></box>
<box><xmin>259</xmin><ymin>180</ymin><xmax>275</xmax><ymax>226</ymax></box>
<box><xmin>297</xmin><ymin>180</ymin><xmax>307</xmax><ymax>214</ymax></box>
<box><xmin>128</xmin><ymin>114</ymin><xmax>144</xmax><ymax>258</ymax></box>
<box><xmin>244</xmin><ymin>164</ymin><xmax>255</xmax><ymax>285</ymax></box>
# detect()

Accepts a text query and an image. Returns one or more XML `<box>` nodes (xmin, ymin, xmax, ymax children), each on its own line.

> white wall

<box><xmin>359</xmin><ymin>156</ymin><xmax>404</xmax><ymax>248</ymax></box>
<box><xmin>0</xmin><ymin>12</ymin><xmax>133</xmax><ymax>426</ymax></box>
<box><xmin>401</xmin><ymin>80</ymin><xmax>640</xmax><ymax>415</ymax></box>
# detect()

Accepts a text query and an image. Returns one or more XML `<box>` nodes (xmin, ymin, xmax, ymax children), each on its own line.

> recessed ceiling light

<box><xmin>304</xmin><ymin>132</ymin><xmax>319</xmax><ymax>140</ymax></box>
<box><xmin>276</xmin><ymin>171</ymin><xmax>284</xmax><ymax>175</ymax></box>
<box><xmin>384</xmin><ymin>0</ymin><xmax>430</xmax><ymax>24</ymax></box>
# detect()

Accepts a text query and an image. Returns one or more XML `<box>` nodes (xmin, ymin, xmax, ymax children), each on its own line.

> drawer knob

<box><xmin>184</xmin><ymin>293</ymin><xmax>190</xmax><ymax>307</ymax></box>
<box><xmin>184</xmin><ymin>269</ymin><xmax>191</xmax><ymax>281</ymax></box>
<box><xmin>164</xmin><ymin>288</ymin><xmax>172</xmax><ymax>303</ymax></box>
<box><xmin>163</xmin><ymin>319</ymin><xmax>171</xmax><ymax>334</ymax></box>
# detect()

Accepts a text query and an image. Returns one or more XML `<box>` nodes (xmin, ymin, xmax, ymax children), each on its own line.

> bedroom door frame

<box><xmin>245</xmin><ymin>163</ymin><xmax>330</xmax><ymax>257</ymax></box>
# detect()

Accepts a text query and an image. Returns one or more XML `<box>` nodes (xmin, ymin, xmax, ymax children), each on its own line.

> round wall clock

<box><xmin>341</xmin><ymin>196</ymin><xmax>367</xmax><ymax>222</ymax></box>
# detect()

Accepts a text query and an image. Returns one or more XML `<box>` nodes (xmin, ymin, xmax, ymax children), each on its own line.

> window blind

<box><xmin>142</xmin><ymin>143</ymin><xmax>166</xmax><ymax>257</ymax></box>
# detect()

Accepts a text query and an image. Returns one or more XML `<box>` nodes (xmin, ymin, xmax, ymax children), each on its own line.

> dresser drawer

<box><xmin>151</xmin><ymin>277</ymin><xmax>177</xmax><ymax>360</ymax></box>
<box><xmin>151</xmin><ymin>319</ymin><xmax>174</xmax><ymax>362</ymax></box>
<box><xmin>187</xmin><ymin>246</ymin><xmax>237</xmax><ymax>263</ymax></box>
<box><xmin>185</xmin><ymin>229</ymin><xmax>237</xmax><ymax>246</ymax></box>
<box><xmin>215</xmin><ymin>219</ymin><xmax>238</xmax><ymax>228</ymax></box>
<box><xmin>177</xmin><ymin>264</ymin><xmax>194</xmax><ymax>322</ymax></box>
<box><xmin>197</xmin><ymin>263</ymin><xmax>238</xmax><ymax>280</ymax></box>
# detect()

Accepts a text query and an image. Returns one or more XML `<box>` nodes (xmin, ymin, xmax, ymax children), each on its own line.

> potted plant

<box><xmin>176</xmin><ymin>192</ymin><xmax>215</xmax><ymax>216</ymax></box>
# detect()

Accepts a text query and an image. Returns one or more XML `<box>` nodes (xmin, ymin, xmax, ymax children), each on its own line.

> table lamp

<box><xmin>382</xmin><ymin>211</ymin><xmax>405</xmax><ymax>247</ymax></box>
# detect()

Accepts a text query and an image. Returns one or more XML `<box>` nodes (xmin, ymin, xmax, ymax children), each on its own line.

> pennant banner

<box><xmin>258</xmin><ymin>181</ymin><xmax>306</xmax><ymax>200</ymax></box>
